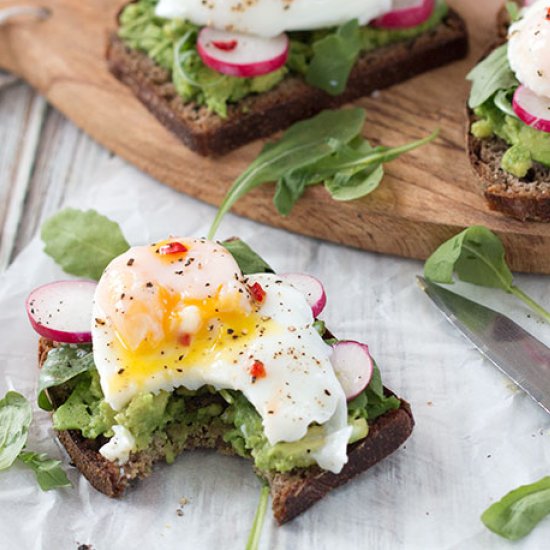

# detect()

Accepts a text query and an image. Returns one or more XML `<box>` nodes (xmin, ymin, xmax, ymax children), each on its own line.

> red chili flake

<box><xmin>250</xmin><ymin>359</ymin><xmax>266</xmax><ymax>380</ymax></box>
<box><xmin>159</xmin><ymin>242</ymin><xmax>188</xmax><ymax>255</ymax></box>
<box><xmin>212</xmin><ymin>39</ymin><xmax>238</xmax><ymax>51</ymax></box>
<box><xmin>179</xmin><ymin>333</ymin><xmax>192</xmax><ymax>346</ymax></box>
<box><xmin>248</xmin><ymin>282</ymin><xmax>266</xmax><ymax>303</ymax></box>
<box><xmin>547</xmin><ymin>7</ymin><xmax>550</xmax><ymax>20</ymax></box>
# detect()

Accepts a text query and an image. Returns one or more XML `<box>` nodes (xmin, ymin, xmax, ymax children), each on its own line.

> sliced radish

<box><xmin>280</xmin><ymin>273</ymin><xmax>327</xmax><ymax>318</ymax></box>
<box><xmin>26</xmin><ymin>281</ymin><xmax>96</xmax><ymax>343</ymax></box>
<box><xmin>331</xmin><ymin>340</ymin><xmax>374</xmax><ymax>401</ymax></box>
<box><xmin>513</xmin><ymin>85</ymin><xmax>550</xmax><ymax>134</ymax></box>
<box><xmin>331</xmin><ymin>341</ymin><xmax>374</xmax><ymax>400</ymax></box>
<box><xmin>371</xmin><ymin>0</ymin><xmax>435</xmax><ymax>29</ymax></box>
<box><xmin>197</xmin><ymin>27</ymin><xmax>289</xmax><ymax>78</ymax></box>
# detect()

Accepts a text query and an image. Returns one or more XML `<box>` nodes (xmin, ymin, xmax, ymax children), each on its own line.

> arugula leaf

<box><xmin>0</xmin><ymin>390</ymin><xmax>72</xmax><ymax>491</ymax></box>
<box><xmin>18</xmin><ymin>451</ymin><xmax>71</xmax><ymax>491</ymax></box>
<box><xmin>41</xmin><ymin>208</ymin><xmax>131</xmax><ymax>280</ymax></box>
<box><xmin>221</xmin><ymin>239</ymin><xmax>274</xmax><ymax>275</ymax></box>
<box><xmin>273</xmin><ymin>177</ymin><xmax>309</xmax><ymax>216</ymax></box>
<box><xmin>505</xmin><ymin>1</ymin><xmax>521</xmax><ymax>23</ymax></box>
<box><xmin>482</xmin><ymin>476</ymin><xmax>550</xmax><ymax>540</ymax></box>
<box><xmin>37</xmin><ymin>345</ymin><xmax>95</xmax><ymax>411</ymax></box>
<box><xmin>0</xmin><ymin>392</ymin><xmax>32</xmax><ymax>470</ymax></box>
<box><xmin>347</xmin><ymin>363</ymin><xmax>400</xmax><ymax>421</ymax></box>
<box><xmin>275</xmin><ymin>129</ymin><xmax>437</xmax><ymax>213</ymax></box>
<box><xmin>325</xmin><ymin>164</ymin><xmax>384</xmax><ymax>201</ymax></box>
<box><xmin>324</xmin><ymin>130</ymin><xmax>439</xmax><ymax>201</ymax></box>
<box><xmin>245</xmin><ymin>484</ymin><xmax>270</xmax><ymax>550</ymax></box>
<box><xmin>493</xmin><ymin>88</ymin><xmax>517</xmax><ymax>118</ymax></box>
<box><xmin>208</xmin><ymin>108</ymin><xmax>366</xmax><ymax>238</ymax></box>
<box><xmin>466</xmin><ymin>44</ymin><xmax>519</xmax><ymax>109</ymax></box>
<box><xmin>305</xmin><ymin>19</ymin><xmax>361</xmax><ymax>95</ymax></box>
<box><xmin>424</xmin><ymin>226</ymin><xmax>550</xmax><ymax>322</ymax></box>
<box><xmin>209</xmin><ymin>109</ymin><xmax>438</xmax><ymax>234</ymax></box>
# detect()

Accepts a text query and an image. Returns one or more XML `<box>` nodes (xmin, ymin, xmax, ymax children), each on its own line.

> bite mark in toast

<box><xmin>39</xmin><ymin>337</ymin><xmax>414</xmax><ymax>523</ymax></box>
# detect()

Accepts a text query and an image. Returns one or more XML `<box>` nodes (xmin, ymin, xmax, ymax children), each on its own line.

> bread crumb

<box><xmin>176</xmin><ymin>496</ymin><xmax>190</xmax><ymax>517</ymax></box>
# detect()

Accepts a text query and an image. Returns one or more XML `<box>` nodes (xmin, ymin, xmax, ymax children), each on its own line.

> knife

<box><xmin>417</xmin><ymin>276</ymin><xmax>550</xmax><ymax>414</ymax></box>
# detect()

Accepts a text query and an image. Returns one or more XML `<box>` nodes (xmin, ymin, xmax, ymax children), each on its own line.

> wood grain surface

<box><xmin>0</xmin><ymin>0</ymin><xmax>549</xmax><ymax>273</ymax></box>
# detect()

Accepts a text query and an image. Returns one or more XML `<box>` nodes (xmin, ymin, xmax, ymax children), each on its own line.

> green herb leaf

<box><xmin>38</xmin><ymin>345</ymin><xmax>95</xmax><ymax>411</ymax></box>
<box><xmin>273</xmin><ymin>177</ymin><xmax>308</xmax><ymax>216</ymax></box>
<box><xmin>276</xmin><ymin>129</ymin><xmax>438</xmax><ymax>212</ymax></box>
<box><xmin>493</xmin><ymin>88</ymin><xmax>518</xmax><ymax>118</ymax></box>
<box><xmin>424</xmin><ymin>226</ymin><xmax>550</xmax><ymax>322</ymax></box>
<box><xmin>325</xmin><ymin>164</ymin><xmax>384</xmax><ymax>201</ymax></box>
<box><xmin>18</xmin><ymin>451</ymin><xmax>71</xmax><ymax>491</ymax></box>
<box><xmin>0</xmin><ymin>391</ymin><xmax>32</xmax><ymax>470</ymax></box>
<box><xmin>221</xmin><ymin>239</ymin><xmax>274</xmax><ymax>275</ymax></box>
<box><xmin>505</xmin><ymin>1</ymin><xmax>521</xmax><ymax>23</ymax></box>
<box><xmin>41</xmin><ymin>208</ymin><xmax>131</xmax><ymax>280</ymax></box>
<box><xmin>482</xmin><ymin>476</ymin><xmax>550</xmax><ymax>540</ymax></box>
<box><xmin>424</xmin><ymin>226</ymin><xmax>513</xmax><ymax>289</ymax></box>
<box><xmin>208</xmin><ymin>108</ymin><xmax>366</xmax><ymax>238</ymax></box>
<box><xmin>245</xmin><ymin>484</ymin><xmax>270</xmax><ymax>550</ymax></box>
<box><xmin>209</xmin><ymin>109</ymin><xmax>438</xmax><ymax>233</ymax></box>
<box><xmin>305</xmin><ymin>19</ymin><xmax>361</xmax><ymax>95</ymax></box>
<box><xmin>466</xmin><ymin>44</ymin><xmax>519</xmax><ymax>109</ymax></box>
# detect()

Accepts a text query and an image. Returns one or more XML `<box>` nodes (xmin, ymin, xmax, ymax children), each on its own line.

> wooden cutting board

<box><xmin>1</xmin><ymin>0</ymin><xmax>549</xmax><ymax>273</ymax></box>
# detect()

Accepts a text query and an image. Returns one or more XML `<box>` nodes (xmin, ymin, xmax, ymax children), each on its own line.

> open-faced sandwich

<box><xmin>28</xmin><ymin>229</ymin><xmax>413</xmax><ymax>524</ymax></box>
<box><xmin>466</xmin><ymin>0</ymin><xmax>550</xmax><ymax>222</ymax></box>
<box><xmin>107</xmin><ymin>0</ymin><xmax>468</xmax><ymax>156</ymax></box>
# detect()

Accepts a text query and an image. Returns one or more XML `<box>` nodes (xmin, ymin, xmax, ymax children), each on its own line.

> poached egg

<box><xmin>155</xmin><ymin>0</ymin><xmax>392</xmax><ymax>38</ymax></box>
<box><xmin>508</xmin><ymin>0</ymin><xmax>550</xmax><ymax>98</ymax></box>
<box><xmin>92</xmin><ymin>238</ymin><xmax>351</xmax><ymax>472</ymax></box>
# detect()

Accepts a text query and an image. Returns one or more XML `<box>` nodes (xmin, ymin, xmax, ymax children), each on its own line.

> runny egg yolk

<box><xmin>95</xmin><ymin>238</ymin><xmax>280</xmax><ymax>397</ymax></box>
<box><xmin>109</xmin><ymin>290</ymin><xmax>277</xmax><ymax>395</ymax></box>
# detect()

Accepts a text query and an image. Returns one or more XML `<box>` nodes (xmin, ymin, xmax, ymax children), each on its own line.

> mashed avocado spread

<box><xmin>472</xmin><ymin>99</ymin><xmax>550</xmax><ymax>178</ymax></box>
<box><xmin>118</xmin><ymin>0</ymin><xmax>448</xmax><ymax>118</ymax></box>
<box><xmin>50</xmin><ymin>344</ymin><xmax>399</xmax><ymax>472</ymax></box>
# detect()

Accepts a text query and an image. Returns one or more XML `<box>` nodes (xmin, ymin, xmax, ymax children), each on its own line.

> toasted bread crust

<box><xmin>106</xmin><ymin>9</ymin><xmax>468</xmax><ymax>156</ymax></box>
<box><xmin>39</xmin><ymin>338</ymin><xmax>414</xmax><ymax>522</ymax></box>
<box><xmin>263</xmin><ymin>402</ymin><xmax>414</xmax><ymax>525</ymax></box>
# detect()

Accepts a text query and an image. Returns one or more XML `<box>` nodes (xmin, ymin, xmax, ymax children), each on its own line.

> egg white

<box><xmin>156</xmin><ymin>0</ymin><xmax>392</xmax><ymax>38</ymax></box>
<box><xmin>508</xmin><ymin>0</ymin><xmax>550</xmax><ymax>98</ymax></box>
<box><xmin>92</xmin><ymin>239</ymin><xmax>351</xmax><ymax>472</ymax></box>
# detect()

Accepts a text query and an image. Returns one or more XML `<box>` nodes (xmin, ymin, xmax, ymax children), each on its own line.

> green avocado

<box><xmin>118</xmin><ymin>0</ymin><xmax>448</xmax><ymax>118</ymax></box>
<box><xmin>221</xmin><ymin>392</ymin><xmax>369</xmax><ymax>472</ymax></box>
<box><xmin>51</xmin><ymin>349</ymin><xmax>398</xmax><ymax>472</ymax></box>
<box><xmin>472</xmin><ymin>100</ymin><xmax>550</xmax><ymax>176</ymax></box>
<box><xmin>53</xmin><ymin>371</ymin><xmax>116</xmax><ymax>439</ymax></box>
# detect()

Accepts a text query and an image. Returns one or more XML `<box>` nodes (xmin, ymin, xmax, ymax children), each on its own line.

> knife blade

<box><xmin>417</xmin><ymin>276</ymin><xmax>550</xmax><ymax>414</ymax></box>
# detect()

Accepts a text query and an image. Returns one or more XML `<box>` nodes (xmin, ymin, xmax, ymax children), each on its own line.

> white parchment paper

<box><xmin>0</xmin><ymin>158</ymin><xmax>549</xmax><ymax>549</ymax></box>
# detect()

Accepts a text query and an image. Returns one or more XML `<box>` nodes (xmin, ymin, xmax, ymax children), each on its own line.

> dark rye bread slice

<box><xmin>39</xmin><ymin>337</ymin><xmax>414</xmax><ymax>523</ymax></box>
<box><xmin>466</xmin><ymin>3</ymin><xmax>550</xmax><ymax>222</ymax></box>
<box><xmin>107</xmin><ymin>9</ymin><xmax>468</xmax><ymax>157</ymax></box>
<box><xmin>467</xmin><ymin>111</ymin><xmax>550</xmax><ymax>222</ymax></box>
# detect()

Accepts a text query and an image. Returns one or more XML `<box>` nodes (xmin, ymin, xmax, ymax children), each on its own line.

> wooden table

<box><xmin>0</xmin><ymin>78</ymin><xmax>111</xmax><ymax>272</ymax></box>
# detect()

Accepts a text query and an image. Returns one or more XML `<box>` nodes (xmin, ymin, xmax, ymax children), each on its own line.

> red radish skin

<box><xmin>280</xmin><ymin>273</ymin><xmax>327</xmax><ymax>317</ymax></box>
<box><xmin>26</xmin><ymin>280</ymin><xmax>96</xmax><ymax>343</ymax></box>
<box><xmin>197</xmin><ymin>28</ymin><xmax>289</xmax><ymax>78</ymax></box>
<box><xmin>513</xmin><ymin>85</ymin><xmax>550</xmax><ymax>134</ymax></box>
<box><xmin>331</xmin><ymin>341</ymin><xmax>374</xmax><ymax>400</ymax></box>
<box><xmin>371</xmin><ymin>0</ymin><xmax>435</xmax><ymax>29</ymax></box>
